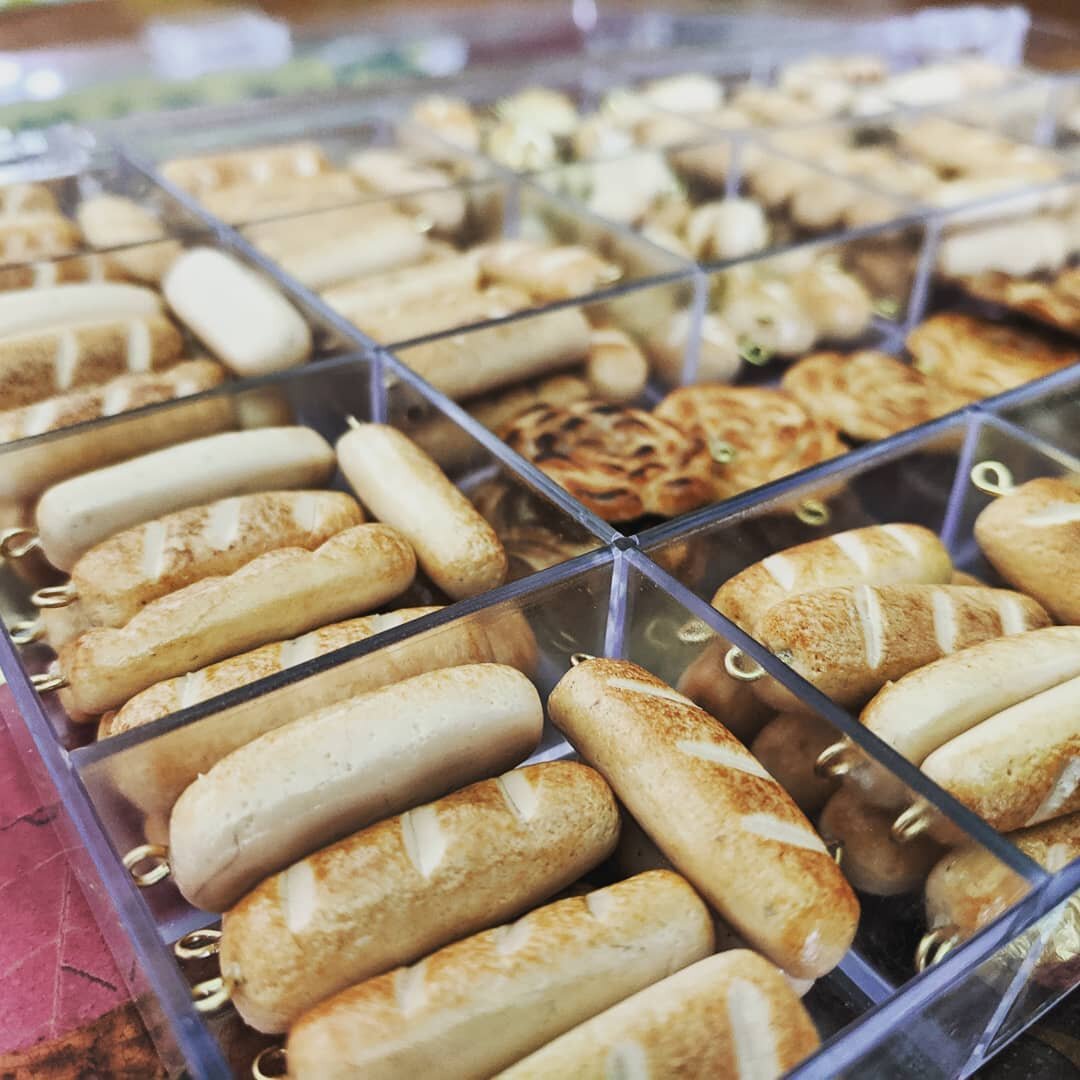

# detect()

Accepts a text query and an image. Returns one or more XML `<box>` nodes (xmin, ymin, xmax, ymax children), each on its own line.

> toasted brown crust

<box><xmin>198</xmin><ymin>173</ymin><xmax>361</xmax><ymax>225</ymax></box>
<box><xmin>974</xmin><ymin>477</ymin><xmax>1080</xmax><ymax>624</ymax></box>
<box><xmin>72</xmin><ymin>489</ymin><xmax>363</xmax><ymax>628</ymax></box>
<box><xmin>477</xmin><ymin>240</ymin><xmax>623</xmax><ymax>303</ymax></box>
<box><xmin>754</xmin><ymin>584</ymin><xmax>1051</xmax><ymax>711</ymax></box>
<box><xmin>502</xmin><ymin>400</ymin><xmax>716</xmax><ymax>521</ymax></box>
<box><xmin>162</xmin><ymin>141</ymin><xmax>331</xmax><ymax>195</ymax></box>
<box><xmin>220</xmin><ymin>761</ymin><xmax>621</xmax><ymax>1033</ymax></box>
<box><xmin>781</xmin><ymin>350</ymin><xmax>974</xmax><ymax>441</ymax></box>
<box><xmin>852</xmin><ymin>626</ymin><xmax>1080</xmax><ymax>812</ymax></box>
<box><xmin>0</xmin><ymin>213</ymin><xmax>82</xmax><ymax>266</ymax></box>
<box><xmin>336</xmin><ymin>424</ymin><xmax>507</xmax><ymax>601</ymax></box>
<box><xmin>960</xmin><ymin>269</ymin><xmax>1080</xmax><ymax>334</ymax></box>
<box><xmin>817</xmin><ymin>787</ymin><xmax>942</xmax><ymax>897</ymax></box>
<box><xmin>925</xmin><ymin>813</ymin><xmax>1080</xmax><ymax>937</ymax></box>
<box><xmin>59</xmin><ymin>523</ymin><xmax>417</xmax><ymax>715</ymax></box>
<box><xmin>0</xmin><ymin>314</ymin><xmax>185</xmax><ymax>409</ymax></box>
<box><xmin>549</xmin><ymin>658</ymin><xmax>858</xmax><ymax>979</ymax></box>
<box><xmin>654</xmin><ymin>384</ymin><xmax>847</xmax><ymax>499</ymax></box>
<box><xmin>169</xmin><ymin>664</ymin><xmax>544</xmax><ymax>912</ymax></box>
<box><xmin>906</xmin><ymin>313</ymin><xmax>1076</xmax><ymax>399</ymax></box>
<box><xmin>97</xmin><ymin>605</ymin><xmax>440</xmax><ymax>738</ymax></box>
<box><xmin>712</xmin><ymin>523</ymin><xmax>953</xmax><ymax>633</ymax></box>
<box><xmin>0</xmin><ymin>359</ymin><xmax>225</xmax><ymax>446</ymax></box>
<box><xmin>921</xmin><ymin>674</ymin><xmax>1080</xmax><ymax>833</ymax></box>
<box><xmin>0</xmin><ymin>252</ymin><xmax>128</xmax><ymax>292</ymax></box>
<box><xmin>497</xmin><ymin>950</ymin><xmax>821</xmax><ymax>1079</ymax></box>
<box><xmin>286</xmin><ymin>871</ymin><xmax>714</xmax><ymax>1080</ymax></box>
<box><xmin>400</xmin><ymin>304</ymin><xmax>591</xmax><ymax>401</ymax></box>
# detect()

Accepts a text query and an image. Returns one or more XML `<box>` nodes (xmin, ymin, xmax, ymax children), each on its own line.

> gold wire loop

<box><xmin>826</xmin><ymin>840</ymin><xmax>844</xmax><ymax>867</ymax></box>
<box><xmin>31</xmin><ymin>583</ymin><xmax>77</xmax><ymax>609</ymax></box>
<box><xmin>0</xmin><ymin>529</ymin><xmax>39</xmax><ymax>559</ymax></box>
<box><xmin>737</xmin><ymin>337</ymin><xmax>773</xmax><ymax>367</ymax></box>
<box><xmin>707</xmin><ymin>437</ymin><xmax>738</xmax><ymax>465</ymax></box>
<box><xmin>345</xmin><ymin>414</ymin><xmax>362</xmax><ymax>430</ymax></box>
<box><xmin>570</xmin><ymin>652</ymin><xmax>596</xmax><ymax>668</ymax></box>
<box><xmin>174</xmin><ymin>928</ymin><xmax>222</xmax><ymax>961</ymax></box>
<box><xmin>31</xmin><ymin>671</ymin><xmax>68</xmax><ymax>693</ymax></box>
<box><xmin>815</xmin><ymin>740</ymin><xmax>854</xmax><ymax>779</ymax></box>
<box><xmin>872</xmin><ymin>296</ymin><xmax>901</xmax><ymax>319</ymax></box>
<box><xmin>10</xmin><ymin>619</ymin><xmax>44</xmax><ymax>646</ymax></box>
<box><xmin>915</xmin><ymin>928</ymin><xmax>962</xmax><ymax>972</ymax></box>
<box><xmin>192</xmin><ymin>976</ymin><xmax>231</xmax><ymax>1014</ymax></box>
<box><xmin>676</xmin><ymin>618</ymin><xmax>714</xmax><ymax>645</ymax></box>
<box><xmin>724</xmin><ymin>646</ymin><xmax>764</xmax><ymax>682</ymax></box>
<box><xmin>0</xmin><ymin>528</ymin><xmax>41</xmax><ymax>561</ymax></box>
<box><xmin>970</xmin><ymin>460</ymin><xmax>1015</xmax><ymax>497</ymax></box>
<box><xmin>123</xmin><ymin>843</ymin><xmax>171</xmax><ymax>888</ymax></box>
<box><xmin>252</xmin><ymin>1046</ymin><xmax>288</xmax><ymax>1080</ymax></box>
<box><xmin>795</xmin><ymin>499</ymin><xmax>830</xmax><ymax>526</ymax></box>
<box><xmin>892</xmin><ymin>801</ymin><xmax>934</xmax><ymax>844</ymax></box>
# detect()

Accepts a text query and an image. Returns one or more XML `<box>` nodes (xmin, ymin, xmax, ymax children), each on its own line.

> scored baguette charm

<box><xmin>549</xmin><ymin>658</ymin><xmax>858</xmax><ymax>979</ymax></box>
<box><xmin>57</xmin><ymin>523</ymin><xmax>416</xmax><ymax>715</ymax></box>
<box><xmin>712</xmin><ymin>522</ymin><xmax>952</xmax><ymax>632</ymax></box>
<box><xmin>495</xmin><ymin>950</ymin><xmax>821</xmax><ymax>1080</ymax></box>
<box><xmin>750</xmin><ymin>584</ymin><xmax>1050</xmax><ymax>712</ymax></box>
<box><xmin>219</xmin><ymin>761</ymin><xmax>621</xmax><ymax>1032</ymax></box>
<box><xmin>68</xmin><ymin>490</ymin><xmax>364</xmax><ymax>629</ymax></box>
<box><xmin>286</xmin><ymin>870</ymin><xmax>714</xmax><ymax>1080</ymax></box>
<box><xmin>168</xmin><ymin>664</ymin><xmax>543</xmax><ymax>911</ymax></box>
<box><xmin>34</xmin><ymin>426</ymin><xmax>336</xmax><ymax>571</ymax></box>
<box><xmin>974</xmin><ymin>476</ymin><xmax>1080</xmax><ymax>624</ymax></box>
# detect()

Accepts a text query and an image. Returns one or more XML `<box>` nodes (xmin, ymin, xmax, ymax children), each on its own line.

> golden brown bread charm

<box><xmin>752</xmin><ymin>584</ymin><xmax>1051</xmax><ymax>712</ymax></box>
<box><xmin>974</xmin><ymin>477</ymin><xmax>1080</xmax><ymax>624</ymax></box>
<box><xmin>286</xmin><ymin>871</ymin><xmax>714</xmax><ymax>1080</ymax></box>
<box><xmin>654</xmin><ymin>384</ymin><xmax>847</xmax><ymax>499</ymax></box>
<box><xmin>906</xmin><ymin>312</ymin><xmax>1077</xmax><ymax>399</ymax></box>
<box><xmin>0</xmin><ymin>252</ymin><xmax>128</xmax><ymax>292</ymax></box>
<box><xmin>496</xmin><ymin>950</ymin><xmax>821</xmax><ymax>1079</ymax></box>
<box><xmin>960</xmin><ymin>269</ymin><xmax>1080</xmax><ymax>334</ymax></box>
<box><xmin>781</xmin><ymin>350</ymin><xmax>974</xmax><ymax>441</ymax></box>
<box><xmin>70</xmin><ymin>490</ymin><xmax>364</xmax><ymax>629</ymax></box>
<box><xmin>501</xmin><ymin>400</ymin><xmax>716</xmax><ymax>521</ymax></box>
<box><xmin>712</xmin><ymin>522</ymin><xmax>953</xmax><ymax>633</ymax></box>
<box><xmin>220</xmin><ymin>761</ymin><xmax>621</xmax><ymax>1032</ymax></box>
<box><xmin>549</xmin><ymin>658</ymin><xmax>858</xmax><ymax>979</ymax></box>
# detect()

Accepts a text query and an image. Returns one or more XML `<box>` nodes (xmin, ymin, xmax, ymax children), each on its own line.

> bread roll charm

<box><xmin>713</xmin><ymin>523</ymin><xmax>953</xmax><ymax>632</ymax></box>
<box><xmin>0</xmin><ymin>282</ymin><xmax>162</xmax><ymax>338</ymax></box>
<box><xmin>286</xmin><ymin>871</ymin><xmax>713</xmax><ymax>1080</ymax></box>
<box><xmin>751</xmin><ymin>584</ymin><xmax>1050</xmax><ymax>713</ymax></box>
<box><xmin>35</xmin><ymin>426</ymin><xmax>336</xmax><ymax>571</ymax></box>
<box><xmin>974</xmin><ymin>477</ymin><xmax>1080</xmax><ymax>624</ymax></box>
<box><xmin>219</xmin><ymin>761</ymin><xmax>620</xmax><ymax>1032</ymax></box>
<box><xmin>839</xmin><ymin>627</ymin><xmax>1080</xmax><ymax>811</ymax></box>
<box><xmin>58</xmin><ymin>523</ymin><xmax>416</xmax><ymax>715</ymax></box>
<box><xmin>169</xmin><ymin>664</ymin><xmax>543</xmax><ymax>911</ymax></box>
<box><xmin>0</xmin><ymin>315</ymin><xmax>185</xmax><ymax>410</ymax></box>
<box><xmin>70</xmin><ymin>490</ymin><xmax>363</xmax><ymax>629</ymax></box>
<box><xmin>549</xmin><ymin>659</ymin><xmax>858</xmax><ymax>979</ymax></box>
<box><xmin>164</xmin><ymin>248</ymin><xmax>312</xmax><ymax>375</ymax></box>
<box><xmin>336</xmin><ymin>423</ymin><xmax>507</xmax><ymax>600</ymax></box>
<box><xmin>496</xmin><ymin>950</ymin><xmax>821</xmax><ymax>1079</ymax></box>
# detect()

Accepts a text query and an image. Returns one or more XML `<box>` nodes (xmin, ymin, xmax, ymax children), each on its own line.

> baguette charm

<box><xmin>549</xmin><ymin>658</ymin><xmax>858</xmax><ymax>979</ymax></box>
<box><xmin>220</xmin><ymin>761</ymin><xmax>621</xmax><ymax>1032</ymax></box>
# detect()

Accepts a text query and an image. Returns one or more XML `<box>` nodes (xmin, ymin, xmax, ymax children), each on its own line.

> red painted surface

<box><xmin>0</xmin><ymin>693</ymin><xmax>127</xmax><ymax>1055</ymax></box>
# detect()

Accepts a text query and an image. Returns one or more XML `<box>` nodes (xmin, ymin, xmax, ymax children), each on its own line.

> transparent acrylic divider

<box><xmin>989</xmin><ymin>364</ymin><xmax>1080</xmax><ymax>459</ymax></box>
<box><xmin>73</xmin><ymin>546</ymin><xmax>617</xmax><ymax>1077</ymax></box>
<box><xmin>616</xmin><ymin>546</ymin><xmax>1057</xmax><ymax>1080</ymax></box>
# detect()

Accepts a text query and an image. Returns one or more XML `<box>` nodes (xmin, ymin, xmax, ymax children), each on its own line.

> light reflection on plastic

<box><xmin>0</xmin><ymin>58</ymin><xmax>21</xmax><ymax>90</ymax></box>
<box><xmin>25</xmin><ymin>68</ymin><xmax>65</xmax><ymax>101</ymax></box>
